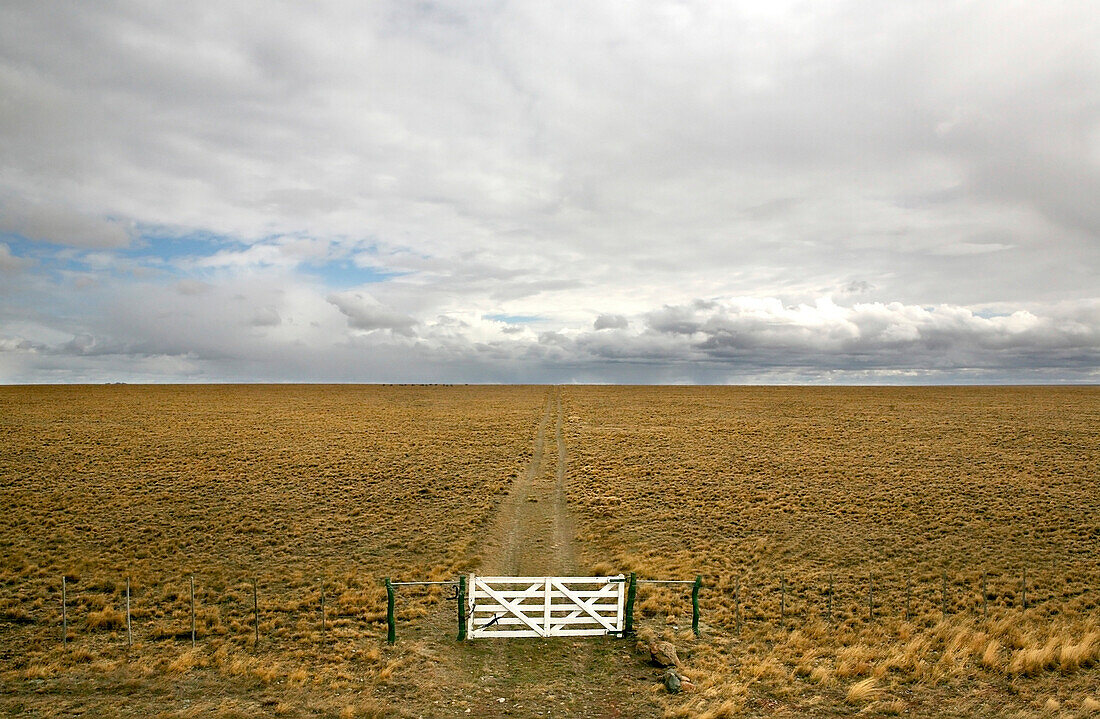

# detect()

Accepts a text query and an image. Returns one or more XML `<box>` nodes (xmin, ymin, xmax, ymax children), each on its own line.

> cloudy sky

<box><xmin>1</xmin><ymin>1</ymin><xmax>1097</xmax><ymax>383</ymax></box>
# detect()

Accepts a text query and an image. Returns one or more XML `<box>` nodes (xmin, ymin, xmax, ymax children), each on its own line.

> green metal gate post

<box><xmin>691</xmin><ymin>575</ymin><xmax>702</xmax><ymax>637</ymax></box>
<box><xmin>623</xmin><ymin>572</ymin><xmax>637</xmax><ymax>637</ymax></box>
<box><xmin>457</xmin><ymin>576</ymin><xmax>467</xmax><ymax>641</ymax></box>
<box><xmin>385</xmin><ymin>578</ymin><xmax>396</xmax><ymax>645</ymax></box>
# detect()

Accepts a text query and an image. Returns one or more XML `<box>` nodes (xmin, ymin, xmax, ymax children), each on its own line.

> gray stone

<box><xmin>663</xmin><ymin>668</ymin><xmax>682</xmax><ymax>694</ymax></box>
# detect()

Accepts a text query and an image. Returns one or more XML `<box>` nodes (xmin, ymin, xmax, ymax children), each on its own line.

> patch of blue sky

<box><xmin>301</xmin><ymin>260</ymin><xmax>408</xmax><ymax>288</ymax></box>
<box><xmin>0</xmin><ymin>232</ymin><xmax>58</xmax><ymax>255</ymax></box>
<box><xmin>0</xmin><ymin>228</ymin><xmax>238</xmax><ymax>287</ymax></box>
<box><xmin>485</xmin><ymin>314</ymin><xmax>542</xmax><ymax>324</ymax></box>
<box><xmin>0</xmin><ymin>234</ymin><xmax>91</xmax><ymax>280</ymax></box>
<box><xmin>2</xmin><ymin>226</ymin><xmax>409</xmax><ymax>288</ymax></box>
<box><xmin>125</xmin><ymin>226</ymin><xmax>246</xmax><ymax>266</ymax></box>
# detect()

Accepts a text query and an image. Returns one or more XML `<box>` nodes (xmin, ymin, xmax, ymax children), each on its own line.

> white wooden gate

<box><xmin>467</xmin><ymin>575</ymin><xmax>626</xmax><ymax>638</ymax></box>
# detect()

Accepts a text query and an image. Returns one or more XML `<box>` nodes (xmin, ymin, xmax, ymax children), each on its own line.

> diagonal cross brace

<box><xmin>548</xmin><ymin>580</ymin><xmax>619</xmax><ymax>634</ymax></box>
<box><xmin>474</xmin><ymin>580</ymin><xmax>547</xmax><ymax>636</ymax></box>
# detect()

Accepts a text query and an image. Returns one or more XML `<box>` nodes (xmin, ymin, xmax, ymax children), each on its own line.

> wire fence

<box><xmin>649</xmin><ymin>567</ymin><xmax>1100</xmax><ymax>633</ymax></box>
<box><xmin>2</xmin><ymin>561</ymin><xmax>1098</xmax><ymax>656</ymax></box>
<box><xmin>0</xmin><ymin>571</ymin><xmax>398</xmax><ymax>653</ymax></box>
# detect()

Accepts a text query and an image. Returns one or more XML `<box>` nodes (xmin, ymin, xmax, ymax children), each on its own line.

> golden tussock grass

<box><xmin>844</xmin><ymin>677</ymin><xmax>879</xmax><ymax>704</ymax></box>
<box><xmin>695</xmin><ymin>698</ymin><xmax>743</xmax><ymax>719</ymax></box>
<box><xmin>1</xmin><ymin>385</ymin><xmax>1098</xmax><ymax>718</ymax></box>
<box><xmin>166</xmin><ymin>648</ymin><xmax>207</xmax><ymax>675</ymax></box>
<box><xmin>809</xmin><ymin>665</ymin><xmax>832</xmax><ymax>685</ymax></box>
<box><xmin>981</xmin><ymin>639</ymin><xmax>1004</xmax><ymax>670</ymax></box>
<box><xmin>561</xmin><ymin>386</ymin><xmax>1100</xmax><ymax>718</ymax></box>
<box><xmin>84</xmin><ymin>607</ymin><xmax>125</xmax><ymax>630</ymax></box>
<box><xmin>1</xmin><ymin>385</ymin><xmax>549</xmax><ymax>717</ymax></box>
<box><xmin>1059</xmin><ymin>632</ymin><xmax>1099</xmax><ymax>673</ymax></box>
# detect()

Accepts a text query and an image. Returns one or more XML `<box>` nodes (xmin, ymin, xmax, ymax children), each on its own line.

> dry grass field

<box><xmin>565</xmin><ymin>386</ymin><xmax>1100</xmax><ymax>717</ymax></box>
<box><xmin>0</xmin><ymin>385</ymin><xmax>545</xmax><ymax>717</ymax></box>
<box><xmin>0</xmin><ymin>384</ymin><xmax>1098</xmax><ymax>718</ymax></box>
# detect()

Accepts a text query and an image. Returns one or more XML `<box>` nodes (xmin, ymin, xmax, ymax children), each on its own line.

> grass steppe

<box><xmin>0</xmin><ymin>385</ymin><xmax>544</xmax><ymax>717</ymax></box>
<box><xmin>1</xmin><ymin>385</ymin><xmax>1098</xmax><ymax>718</ymax></box>
<box><xmin>565</xmin><ymin>386</ymin><xmax>1100</xmax><ymax>717</ymax></box>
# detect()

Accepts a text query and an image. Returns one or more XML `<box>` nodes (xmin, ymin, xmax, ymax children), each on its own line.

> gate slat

<box><xmin>549</xmin><ymin>580</ymin><xmax>618</xmax><ymax>633</ymax></box>
<box><xmin>467</xmin><ymin>574</ymin><xmax>625</xmax><ymax>638</ymax></box>
<box><xmin>477</xmin><ymin>576</ymin><xmax>614</xmax><ymax>583</ymax></box>
<box><xmin>474</xmin><ymin>580</ymin><xmax>547</xmax><ymax>637</ymax></box>
<box><xmin>471</xmin><ymin>602</ymin><xmax>620</xmax><ymax>612</ymax></box>
<box><xmin>468</xmin><ymin>593</ymin><xmax>616</xmax><ymax>602</ymax></box>
<box><xmin>473</xmin><ymin>616</ymin><xmax>612</xmax><ymax>626</ymax></box>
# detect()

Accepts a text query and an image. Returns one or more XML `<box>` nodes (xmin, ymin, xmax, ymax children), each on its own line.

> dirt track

<box><xmin>381</xmin><ymin>387</ymin><xmax>661</xmax><ymax>718</ymax></box>
<box><xmin>481</xmin><ymin>388</ymin><xmax>577</xmax><ymax>577</ymax></box>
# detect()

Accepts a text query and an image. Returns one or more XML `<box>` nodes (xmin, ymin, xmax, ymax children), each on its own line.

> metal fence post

<box><xmin>905</xmin><ymin>576</ymin><xmax>911</xmax><ymax>622</ymax></box>
<box><xmin>734</xmin><ymin>577</ymin><xmax>741</xmax><ymax>635</ymax></box>
<box><xmin>624</xmin><ymin>572</ymin><xmax>637</xmax><ymax>637</ymax></box>
<box><xmin>126</xmin><ymin>576</ymin><xmax>132</xmax><ymax>646</ymax></box>
<box><xmin>868</xmin><ymin>574</ymin><xmax>874</xmax><ymax>621</ymax></box>
<box><xmin>252</xmin><ymin>578</ymin><xmax>259</xmax><ymax>647</ymax></box>
<box><xmin>457</xmin><ymin>575</ymin><xmax>467</xmax><ymax>641</ymax></box>
<box><xmin>62</xmin><ymin>576</ymin><xmax>67</xmax><ymax>646</ymax></box>
<box><xmin>385</xmin><ymin>578</ymin><xmax>396</xmax><ymax>645</ymax></box>
<box><xmin>780</xmin><ymin>577</ymin><xmax>786</xmax><ymax>621</ymax></box>
<box><xmin>691</xmin><ymin>575</ymin><xmax>702</xmax><ymax>636</ymax></box>
<box><xmin>190</xmin><ymin>576</ymin><xmax>196</xmax><ymax>647</ymax></box>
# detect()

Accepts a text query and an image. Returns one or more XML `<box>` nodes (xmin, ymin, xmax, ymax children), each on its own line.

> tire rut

<box><xmin>551</xmin><ymin>390</ymin><xmax>576</xmax><ymax>575</ymax></box>
<box><xmin>480</xmin><ymin>386</ymin><xmax>576</xmax><ymax>576</ymax></box>
<box><xmin>379</xmin><ymin>387</ymin><xmax>661</xmax><ymax>718</ymax></box>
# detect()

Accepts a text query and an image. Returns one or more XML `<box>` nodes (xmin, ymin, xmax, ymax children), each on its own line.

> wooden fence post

<box><xmin>62</xmin><ymin>576</ymin><xmax>67</xmax><ymax>646</ymax></box>
<box><xmin>941</xmin><ymin>571</ymin><xmax>948</xmax><ymax>617</ymax></box>
<box><xmin>126</xmin><ymin>576</ymin><xmax>132</xmax><ymax>647</ymax></box>
<box><xmin>252</xmin><ymin>578</ymin><xmax>259</xmax><ymax>647</ymax></box>
<box><xmin>780</xmin><ymin>577</ymin><xmax>786</xmax><ymax>621</ymax></box>
<box><xmin>1021</xmin><ymin>568</ymin><xmax>1027</xmax><ymax>609</ymax></box>
<box><xmin>691</xmin><ymin>575</ymin><xmax>702</xmax><ymax>637</ymax></box>
<box><xmin>734</xmin><ymin>578</ymin><xmax>741</xmax><ymax>635</ymax></box>
<box><xmin>385</xmin><ymin>578</ymin><xmax>396</xmax><ymax>645</ymax></box>
<box><xmin>982</xmin><ymin>572</ymin><xmax>988</xmax><ymax>620</ymax></box>
<box><xmin>624</xmin><ymin>573</ymin><xmax>637</xmax><ymax>637</ymax></box>
<box><xmin>905</xmin><ymin>576</ymin><xmax>911</xmax><ymax>622</ymax></box>
<box><xmin>868</xmin><ymin>574</ymin><xmax>874</xmax><ymax>621</ymax></box>
<box><xmin>190</xmin><ymin>576</ymin><xmax>196</xmax><ymax>647</ymax></box>
<box><xmin>457</xmin><ymin>575</ymin><xmax>467</xmax><ymax>641</ymax></box>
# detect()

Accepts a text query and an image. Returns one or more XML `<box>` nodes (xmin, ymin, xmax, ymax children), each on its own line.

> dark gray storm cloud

<box><xmin>0</xmin><ymin>1</ymin><xmax>1097</xmax><ymax>383</ymax></box>
<box><xmin>0</xmin><ymin>200</ymin><xmax>134</xmax><ymax>248</ymax></box>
